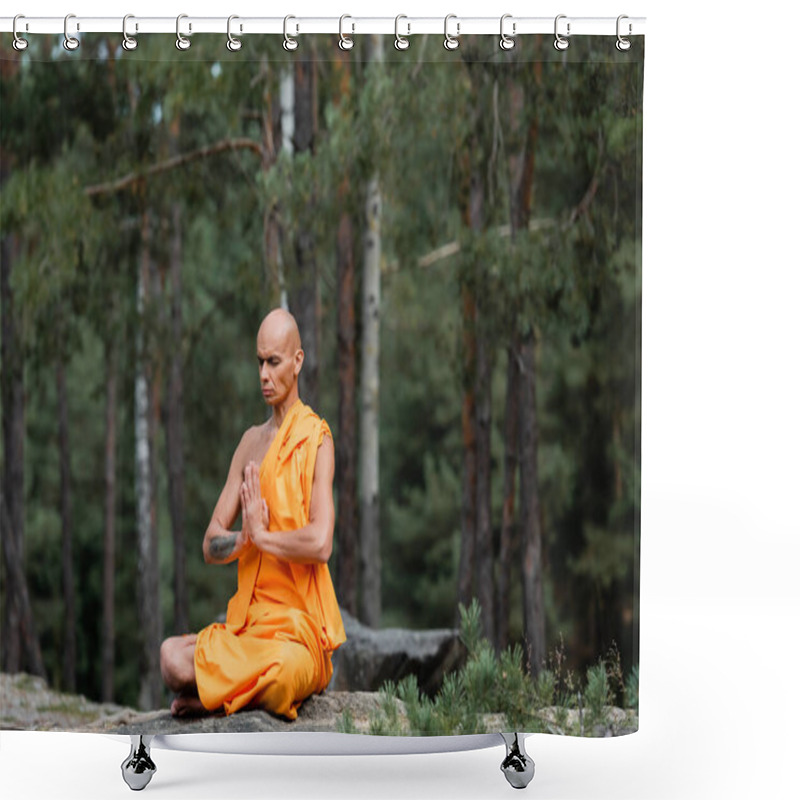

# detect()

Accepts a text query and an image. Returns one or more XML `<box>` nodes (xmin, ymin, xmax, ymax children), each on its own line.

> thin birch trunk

<box><xmin>135</xmin><ymin>210</ymin><xmax>162</xmax><ymax>709</ymax></box>
<box><xmin>359</xmin><ymin>34</ymin><xmax>384</xmax><ymax>628</ymax></box>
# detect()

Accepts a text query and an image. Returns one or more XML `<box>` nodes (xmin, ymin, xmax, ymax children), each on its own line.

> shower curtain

<box><xmin>1</xmin><ymin>26</ymin><xmax>643</xmax><ymax>740</ymax></box>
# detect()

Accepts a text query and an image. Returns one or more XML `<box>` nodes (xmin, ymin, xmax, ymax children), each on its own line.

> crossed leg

<box><xmin>160</xmin><ymin>634</ymin><xmax>212</xmax><ymax>717</ymax></box>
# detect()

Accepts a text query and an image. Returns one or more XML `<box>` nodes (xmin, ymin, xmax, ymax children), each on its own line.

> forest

<box><xmin>1</xmin><ymin>32</ymin><xmax>642</xmax><ymax>713</ymax></box>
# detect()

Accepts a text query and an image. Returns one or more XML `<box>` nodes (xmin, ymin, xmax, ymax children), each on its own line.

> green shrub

<box><xmin>584</xmin><ymin>661</ymin><xmax>611</xmax><ymax>731</ymax></box>
<box><xmin>625</xmin><ymin>665</ymin><xmax>639</xmax><ymax>710</ymax></box>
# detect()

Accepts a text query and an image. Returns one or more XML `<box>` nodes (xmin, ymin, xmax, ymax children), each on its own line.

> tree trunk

<box><xmin>455</xmin><ymin>161</ymin><xmax>478</xmax><ymax>623</ymax></box>
<box><xmin>1</xmin><ymin>228</ymin><xmax>24</xmax><ymax>673</ymax></box>
<box><xmin>166</xmin><ymin>201</ymin><xmax>188</xmax><ymax>635</ymax></box>
<box><xmin>335</xmin><ymin>198</ymin><xmax>358</xmax><ymax>616</ymax></box>
<box><xmin>472</xmin><ymin>225</ymin><xmax>494</xmax><ymax>646</ymax></box>
<box><xmin>290</xmin><ymin>51</ymin><xmax>320</xmax><ymax>409</ymax></box>
<box><xmin>455</xmin><ymin>286</ymin><xmax>478</xmax><ymax>621</ymax></box>
<box><xmin>134</xmin><ymin>210</ymin><xmax>163</xmax><ymax>710</ymax></box>
<box><xmin>358</xmin><ymin>35</ymin><xmax>384</xmax><ymax>628</ymax></box>
<box><xmin>496</xmin><ymin>339</ymin><xmax>520</xmax><ymax>651</ymax></box>
<box><xmin>0</xmin><ymin>493</ymin><xmax>46</xmax><ymax>679</ymax></box>
<box><xmin>519</xmin><ymin>332</ymin><xmax>546</xmax><ymax>676</ymax></box>
<box><xmin>359</xmin><ymin>176</ymin><xmax>382</xmax><ymax>627</ymax></box>
<box><xmin>102</xmin><ymin>346</ymin><xmax>117</xmax><ymax>703</ymax></box>
<box><xmin>56</xmin><ymin>359</ymin><xmax>77</xmax><ymax>692</ymax></box>
<box><xmin>502</xmin><ymin>67</ymin><xmax>540</xmax><ymax>656</ymax></box>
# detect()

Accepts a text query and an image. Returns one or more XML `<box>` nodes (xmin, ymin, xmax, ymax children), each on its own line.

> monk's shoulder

<box><xmin>234</xmin><ymin>423</ymin><xmax>269</xmax><ymax>460</ymax></box>
<box><xmin>298</xmin><ymin>405</ymin><xmax>332</xmax><ymax>447</ymax></box>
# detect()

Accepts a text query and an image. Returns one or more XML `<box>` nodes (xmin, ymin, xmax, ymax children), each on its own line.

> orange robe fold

<box><xmin>194</xmin><ymin>400</ymin><xmax>346</xmax><ymax>719</ymax></box>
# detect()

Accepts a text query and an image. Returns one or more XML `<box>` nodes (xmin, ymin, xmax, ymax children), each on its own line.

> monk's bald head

<box><xmin>258</xmin><ymin>308</ymin><xmax>302</xmax><ymax>354</ymax></box>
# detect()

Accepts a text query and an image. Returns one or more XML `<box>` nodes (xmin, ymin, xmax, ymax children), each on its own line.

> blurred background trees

<box><xmin>1</xmin><ymin>33</ymin><xmax>642</xmax><ymax>709</ymax></box>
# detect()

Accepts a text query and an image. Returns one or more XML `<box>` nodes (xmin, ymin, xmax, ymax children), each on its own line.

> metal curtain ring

<box><xmin>394</xmin><ymin>15</ymin><xmax>410</xmax><ymax>51</ymax></box>
<box><xmin>554</xmin><ymin>14</ymin><xmax>570</xmax><ymax>51</ymax></box>
<box><xmin>176</xmin><ymin>14</ymin><xmax>191</xmax><ymax>50</ymax></box>
<box><xmin>227</xmin><ymin>15</ymin><xmax>242</xmax><ymax>51</ymax></box>
<box><xmin>122</xmin><ymin>14</ymin><xmax>138</xmax><ymax>51</ymax></box>
<box><xmin>339</xmin><ymin>14</ymin><xmax>354</xmax><ymax>50</ymax></box>
<box><xmin>12</xmin><ymin>14</ymin><xmax>28</xmax><ymax>51</ymax></box>
<box><xmin>63</xmin><ymin>13</ymin><xmax>80</xmax><ymax>51</ymax></box>
<box><xmin>443</xmin><ymin>14</ymin><xmax>459</xmax><ymax>51</ymax></box>
<box><xmin>500</xmin><ymin>14</ymin><xmax>515</xmax><ymax>50</ymax></box>
<box><xmin>283</xmin><ymin>15</ymin><xmax>298</xmax><ymax>51</ymax></box>
<box><xmin>616</xmin><ymin>15</ymin><xmax>632</xmax><ymax>51</ymax></box>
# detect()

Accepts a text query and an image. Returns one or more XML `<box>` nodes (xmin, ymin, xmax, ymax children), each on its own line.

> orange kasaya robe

<box><xmin>193</xmin><ymin>400</ymin><xmax>346</xmax><ymax>720</ymax></box>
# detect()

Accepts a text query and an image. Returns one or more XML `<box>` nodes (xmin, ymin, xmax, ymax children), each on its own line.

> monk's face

<box><xmin>256</xmin><ymin>311</ymin><xmax>303</xmax><ymax>408</ymax></box>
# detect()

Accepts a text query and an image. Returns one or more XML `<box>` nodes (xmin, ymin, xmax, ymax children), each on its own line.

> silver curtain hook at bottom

<box><xmin>554</xmin><ymin>14</ymin><xmax>570</xmax><ymax>51</ymax></box>
<box><xmin>12</xmin><ymin>14</ymin><xmax>28</xmax><ymax>51</ymax></box>
<box><xmin>176</xmin><ymin>13</ymin><xmax>191</xmax><ymax>51</ymax></box>
<box><xmin>283</xmin><ymin>15</ymin><xmax>298</xmax><ymax>50</ymax></box>
<box><xmin>616</xmin><ymin>15</ymin><xmax>632</xmax><ymax>51</ymax></box>
<box><xmin>395</xmin><ymin>14</ymin><xmax>410</xmax><ymax>51</ymax></box>
<box><xmin>63</xmin><ymin>13</ymin><xmax>79</xmax><ymax>51</ymax></box>
<box><xmin>122</xmin><ymin>14</ymin><xmax>137</xmax><ymax>51</ymax></box>
<box><xmin>339</xmin><ymin>14</ymin><xmax>354</xmax><ymax>50</ymax></box>
<box><xmin>227</xmin><ymin>15</ymin><xmax>242</xmax><ymax>51</ymax></box>
<box><xmin>500</xmin><ymin>14</ymin><xmax>515</xmax><ymax>50</ymax></box>
<box><xmin>443</xmin><ymin>14</ymin><xmax>459</xmax><ymax>51</ymax></box>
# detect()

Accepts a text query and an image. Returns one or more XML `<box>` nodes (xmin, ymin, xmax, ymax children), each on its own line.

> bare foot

<box><xmin>170</xmin><ymin>694</ymin><xmax>209</xmax><ymax>718</ymax></box>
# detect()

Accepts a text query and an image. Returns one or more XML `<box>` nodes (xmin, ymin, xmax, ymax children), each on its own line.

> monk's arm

<box><xmin>202</xmin><ymin>432</ymin><xmax>252</xmax><ymax>565</ymax></box>
<box><xmin>250</xmin><ymin>434</ymin><xmax>335</xmax><ymax>564</ymax></box>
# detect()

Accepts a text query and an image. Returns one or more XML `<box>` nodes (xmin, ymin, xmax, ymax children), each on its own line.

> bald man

<box><xmin>160</xmin><ymin>309</ymin><xmax>346</xmax><ymax>718</ymax></box>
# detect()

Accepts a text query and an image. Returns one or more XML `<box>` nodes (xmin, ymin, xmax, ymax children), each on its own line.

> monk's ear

<box><xmin>294</xmin><ymin>348</ymin><xmax>304</xmax><ymax>377</ymax></box>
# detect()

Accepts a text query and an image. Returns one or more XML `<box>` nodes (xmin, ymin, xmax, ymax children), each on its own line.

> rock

<box><xmin>84</xmin><ymin>691</ymin><xmax>408</xmax><ymax>735</ymax></box>
<box><xmin>330</xmin><ymin>609</ymin><xmax>467</xmax><ymax>696</ymax></box>
<box><xmin>0</xmin><ymin>672</ymin><xmax>134</xmax><ymax>731</ymax></box>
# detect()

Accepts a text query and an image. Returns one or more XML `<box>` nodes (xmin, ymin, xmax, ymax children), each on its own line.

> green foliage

<box><xmin>584</xmin><ymin>661</ymin><xmax>611</xmax><ymax>730</ymax></box>
<box><xmin>336</xmin><ymin>708</ymin><xmax>357</xmax><ymax>735</ymax></box>
<box><xmin>625</xmin><ymin>666</ymin><xmax>639</xmax><ymax>710</ymax></box>
<box><xmin>366</xmin><ymin>601</ymin><xmax>637</xmax><ymax>736</ymax></box>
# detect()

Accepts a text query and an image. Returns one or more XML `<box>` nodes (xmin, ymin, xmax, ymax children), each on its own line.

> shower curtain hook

<box><xmin>63</xmin><ymin>13</ymin><xmax>80</xmax><ymax>51</ymax></box>
<box><xmin>394</xmin><ymin>15</ymin><xmax>410</xmax><ymax>51</ymax></box>
<box><xmin>616</xmin><ymin>15</ymin><xmax>632</xmax><ymax>51</ymax></box>
<box><xmin>121</xmin><ymin>14</ymin><xmax>138</xmax><ymax>51</ymax></box>
<box><xmin>176</xmin><ymin>14</ymin><xmax>191</xmax><ymax>50</ymax></box>
<box><xmin>443</xmin><ymin>14</ymin><xmax>460</xmax><ymax>51</ymax></box>
<box><xmin>12</xmin><ymin>15</ymin><xmax>28</xmax><ymax>51</ymax></box>
<box><xmin>554</xmin><ymin>14</ymin><xmax>570</xmax><ymax>51</ymax></box>
<box><xmin>227</xmin><ymin>15</ymin><xmax>242</xmax><ymax>51</ymax></box>
<box><xmin>339</xmin><ymin>14</ymin><xmax>354</xmax><ymax>50</ymax></box>
<box><xmin>499</xmin><ymin>14</ymin><xmax>516</xmax><ymax>50</ymax></box>
<box><xmin>283</xmin><ymin>15</ymin><xmax>299</xmax><ymax>51</ymax></box>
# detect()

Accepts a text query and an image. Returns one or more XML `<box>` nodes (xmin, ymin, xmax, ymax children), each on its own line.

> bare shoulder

<box><xmin>231</xmin><ymin>423</ymin><xmax>269</xmax><ymax>466</ymax></box>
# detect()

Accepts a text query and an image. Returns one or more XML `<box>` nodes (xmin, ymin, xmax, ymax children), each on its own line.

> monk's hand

<box><xmin>241</xmin><ymin>461</ymin><xmax>267</xmax><ymax>540</ymax></box>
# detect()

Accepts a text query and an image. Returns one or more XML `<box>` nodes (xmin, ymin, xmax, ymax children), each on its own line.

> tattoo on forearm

<box><xmin>208</xmin><ymin>534</ymin><xmax>237</xmax><ymax>560</ymax></box>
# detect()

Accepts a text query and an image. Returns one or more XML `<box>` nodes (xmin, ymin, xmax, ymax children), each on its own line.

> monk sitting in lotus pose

<box><xmin>160</xmin><ymin>308</ymin><xmax>345</xmax><ymax>719</ymax></box>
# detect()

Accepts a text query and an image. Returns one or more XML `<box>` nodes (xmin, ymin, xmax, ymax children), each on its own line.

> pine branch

<box><xmin>85</xmin><ymin>137</ymin><xmax>265</xmax><ymax>197</ymax></box>
<box><xmin>384</xmin><ymin>218</ymin><xmax>557</xmax><ymax>274</ymax></box>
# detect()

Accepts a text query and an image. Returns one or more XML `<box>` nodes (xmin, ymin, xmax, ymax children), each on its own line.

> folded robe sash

<box><xmin>194</xmin><ymin>400</ymin><xmax>346</xmax><ymax>717</ymax></box>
